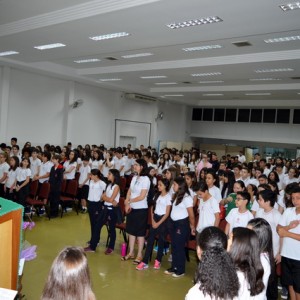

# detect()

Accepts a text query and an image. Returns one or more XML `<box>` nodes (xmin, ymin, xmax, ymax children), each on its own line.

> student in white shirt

<box><xmin>248</xmin><ymin>218</ymin><xmax>274</xmax><ymax>300</ymax></box>
<box><xmin>101</xmin><ymin>151</ymin><xmax>114</xmax><ymax>178</ymax></box>
<box><xmin>0</xmin><ymin>152</ymin><xmax>9</xmax><ymax>198</ymax></box>
<box><xmin>63</xmin><ymin>150</ymin><xmax>78</xmax><ymax>181</ymax></box>
<box><xmin>277</xmin><ymin>186</ymin><xmax>300</xmax><ymax>300</ymax></box>
<box><xmin>228</xmin><ymin>227</ymin><xmax>265</xmax><ymax>299</ymax></box>
<box><xmin>184</xmin><ymin>171</ymin><xmax>198</xmax><ymax>206</ymax></box>
<box><xmin>205</xmin><ymin>171</ymin><xmax>222</xmax><ymax>203</ymax></box>
<box><xmin>36</xmin><ymin>151</ymin><xmax>52</xmax><ymax>185</ymax></box>
<box><xmin>84</xmin><ymin>169</ymin><xmax>106</xmax><ymax>253</ymax></box>
<box><xmin>282</xmin><ymin>167</ymin><xmax>299</xmax><ymax>190</ymax></box>
<box><xmin>185</xmin><ymin>227</ymin><xmax>239</xmax><ymax>300</ymax></box>
<box><xmin>194</xmin><ymin>182</ymin><xmax>220</xmax><ymax>233</ymax></box>
<box><xmin>29</xmin><ymin>148</ymin><xmax>41</xmax><ymax>179</ymax></box>
<box><xmin>101</xmin><ymin>169</ymin><xmax>121</xmax><ymax>255</ymax></box>
<box><xmin>225</xmin><ymin>191</ymin><xmax>254</xmax><ymax>235</ymax></box>
<box><xmin>77</xmin><ymin>156</ymin><xmax>91</xmax><ymax>213</ymax></box>
<box><xmin>90</xmin><ymin>149</ymin><xmax>103</xmax><ymax>171</ymax></box>
<box><xmin>122</xmin><ymin>159</ymin><xmax>150</xmax><ymax>264</ymax></box>
<box><xmin>15</xmin><ymin>157</ymin><xmax>32</xmax><ymax>207</ymax></box>
<box><xmin>113</xmin><ymin>149</ymin><xmax>126</xmax><ymax>177</ymax></box>
<box><xmin>4</xmin><ymin>156</ymin><xmax>19</xmax><ymax>201</ymax></box>
<box><xmin>136</xmin><ymin>178</ymin><xmax>172</xmax><ymax>271</ymax></box>
<box><xmin>164</xmin><ymin>177</ymin><xmax>195</xmax><ymax>278</ymax></box>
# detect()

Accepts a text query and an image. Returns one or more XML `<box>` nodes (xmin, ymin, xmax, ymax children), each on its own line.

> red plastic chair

<box><xmin>59</xmin><ymin>180</ymin><xmax>78</xmax><ymax>217</ymax></box>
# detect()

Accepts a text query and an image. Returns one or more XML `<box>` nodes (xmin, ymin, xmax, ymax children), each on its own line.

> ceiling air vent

<box><xmin>290</xmin><ymin>77</ymin><xmax>300</xmax><ymax>80</ymax></box>
<box><xmin>124</xmin><ymin>93</ymin><xmax>157</xmax><ymax>103</ymax></box>
<box><xmin>182</xmin><ymin>81</ymin><xmax>192</xmax><ymax>84</ymax></box>
<box><xmin>232</xmin><ymin>41</ymin><xmax>252</xmax><ymax>47</ymax></box>
<box><xmin>105</xmin><ymin>57</ymin><xmax>118</xmax><ymax>61</ymax></box>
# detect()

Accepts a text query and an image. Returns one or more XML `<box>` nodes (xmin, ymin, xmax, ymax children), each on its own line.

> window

<box><xmin>203</xmin><ymin>108</ymin><xmax>213</xmax><ymax>121</ymax></box>
<box><xmin>238</xmin><ymin>109</ymin><xmax>250</xmax><ymax>122</ymax></box>
<box><xmin>250</xmin><ymin>109</ymin><xmax>262</xmax><ymax>123</ymax></box>
<box><xmin>263</xmin><ymin>109</ymin><xmax>276</xmax><ymax>123</ymax></box>
<box><xmin>214</xmin><ymin>108</ymin><xmax>225</xmax><ymax>121</ymax></box>
<box><xmin>225</xmin><ymin>109</ymin><xmax>237</xmax><ymax>122</ymax></box>
<box><xmin>293</xmin><ymin>109</ymin><xmax>300</xmax><ymax>124</ymax></box>
<box><xmin>192</xmin><ymin>108</ymin><xmax>202</xmax><ymax>120</ymax></box>
<box><xmin>277</xmin><ymin>109</ymin><xmax>290</xmax><ymax>124</ymax></box>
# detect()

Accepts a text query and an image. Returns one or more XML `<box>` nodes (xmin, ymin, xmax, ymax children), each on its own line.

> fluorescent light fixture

<box><xmin>264</xmin><ymin>35</ymin><xmax>300</xmax><ymax>43</ymax></box>
<box><xmin>167</xmin><ymin>16</ymin><xmax>223</xmax><ymax>29</ymax></box>
<box><xmin>245</xmin><ymin>93</ymin><xmax>271</xmax><ymax>96</ymax></box>
<box><xmin>255</xmin><ymin>68</ymin><xmax>294</xmax><ymax>73</ymax></box>
<box><xmin>89</xmin><ymin>32</ymin><xmax>130</xmax><ymax>41</ymax></box>
<box><xmin>249</xmin><ymin>78</ymin><xmax>281</xmax><ymax>81</ymax></box>
<box><xmin>183</xmin><ymin>45</ymin><xmax>222</xmax><ymax>51</ymax></box>
<box><xmin>122</xmin><ymin>53</ymin><xmax>153</xmax><ymax>58</ymax></box>
<box><xmin>99</xmin><ymin>78</ymin><xmax>122</xmax><ymax>82</ymax></box>
<box><xmin>203</xmin><ymin>93</ymin><xmax>224</xmax><ymax>96</ymax></box>
<box><xmin>140</xmin><ymin>76</ymin><xmax>167</xmax><ymax>79</ymax></box>
<box><xmin>279</xmin><ymin>2</ymin><xmax>300</xmax><ymax>11</ymax></box>
<box><xmin>163</xmin><ymin>94</ymin><xmax>184</xmax><ymax>97</ymax></box>
<box><xmin>74</xmin><ymin>58</ymin><xmax>100</xmax><ymax>63</ymax></box>
<box><xmin>191</xmin><ymin>72</ymin><xmax>222</xmax><ymax>77</ymax></box>
<box><xmin>298</xmin><ymin>93</ymin><xmax>300</xmax><ymax>95</ymax></box>
<box><xmin>155</xmin><ymin>82</ymin><xmax>177</xmax><ymax>85</ymax></box>
<box><xmin>34</xmin><ymin>43</ymin><xmax>66</xmax><ymax>50</ymax></box>
<box><xmin>199</xmin><ymin>80</ymin><xmax>224</xmax><ymax>83</ymax></box>
<box><xmin>0</xmin><ymin>51</ymin><xmax>19</xmax><ymax>56</ymax></box>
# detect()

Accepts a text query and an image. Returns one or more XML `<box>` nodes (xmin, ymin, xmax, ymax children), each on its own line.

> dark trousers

<box><xmin>5</xmin><ymin>189</ymin><xmax>16</xmax><ymax>201</ymax></box>
<box><xmin>170</xmin><ymin>218</ymin><xmax>190</xmax><ymax>274</ymax></box>
<box><xmin>143</xmin><ymin>214</ymin><xmax>167</xmax><ymax>264</ymax></box>
<box><xmin>0</xmin><ymin>183</ymin><xmax>5</xmax><ymax>198</ymax></box>
<box><xmin>49</xmin><ymin>188</ymin><xmax>61</xmax><ymax>217</ymax></box>
<box><xmin>106</xmin><ymin>208</ymin><xmax>117</xmax><ymax>250</ymax></box>
<box><xmin>16</xmin><ymin>181</ymin><xmax>29</xmax><ymax>207</ymax></box>
<box><xmin>88</xmin><ymin>201</ymin><xmax>105</xmax><ymax>250</ymax></box>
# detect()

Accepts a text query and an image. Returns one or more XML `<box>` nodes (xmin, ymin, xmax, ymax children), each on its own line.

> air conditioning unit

<box><xmin>124</xmin><ymin>93</ymin><xmax>157</xmax><ymax>103</ymax></box>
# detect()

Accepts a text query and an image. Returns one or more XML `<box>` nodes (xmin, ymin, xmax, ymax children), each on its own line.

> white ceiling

<box><xmin>0</xmin><ymin>0</ymin><xmax>300</xmax><ymax>106</ymax></box>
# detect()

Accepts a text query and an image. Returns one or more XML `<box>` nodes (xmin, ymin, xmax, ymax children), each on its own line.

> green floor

<box><xmin>22</xmin><ymin>211</ymin><xmax>197</xmax><ymax>300</ymax></box>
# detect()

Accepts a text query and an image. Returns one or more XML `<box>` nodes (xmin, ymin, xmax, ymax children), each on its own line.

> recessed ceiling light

<box><xmin>34</xmin><ymin>43</ymin><xmax>66</xmax><ymax>50</ymax></box>
<box><xmin>182</xmin><ymin>45</ymin><xmax>222</xmax><ymax>51</ymax></box>
<box><xmin>255</xmin><ymin>68</ymin><xmax>294</xmax><ymax>73</ymax></box>
<box><xmin>155</xmin><ymin>82</ymin><xmax>177</xmax><ymax>85</ymax></box>
<box><xmin>245</xmin><ymin>93</ymin><xmax>271</xmax><ymax>96</ymax></box>
<box><xmin>264</xmin><ymin>36</ymin><xmax>300</xmax><ymax>43</ymax></box>
<box><xmin>191</xmin><ymin>72</ymin><xmax>222</xmax><ymax>77</ymax></box>
<box><xmin>279</xmin><ymin>2</ymin><xmax>300</xmax><ymax>11</ymax></box>
<box><xmin>167</xmin><ymin>16</ymin><xmax>223</xmax><ymax>29</ymax></box>
<box><xmin>0</xmin><ymin>51</ymin><xmax>19</xmax><ymax>56</ymax></box>
<box><xmin>163</xmin><ymin>94</ymin><xmax>184</xmax><ymax>97</ymax></box>
<box><xmin>122</xmin><ymin>53</ymin><xmax>153</xmax><ymax>58</ymax></box>
<box><xmin>89</xmin><ymin>32</ymin><xmax>130</xmax><ymax>41</ymax></box>
<box><xmin>199</xmin><ymin>80</ymin><xmax>224</xmax><ymax>83</ymax></box>
<box><xmin>202</xmin><ymin>93</ymin><xmax>224</xmax><ymax>96</ymax></box>
<box><xmin>249</xmin><ymin>78</ymin><xmax>281</xmax><ymax>81</ymax></box>
<box><xmin>99</xmin><ymin>78</ymin><xmax>122</xmax><ymax>82</ymax></box>
<box><xmin>141</xmin><ymin>76</ymin><xmax>167</xmax><ymax>79</ymax></box>
<box><xmin>74</xmin><ymin>58</ymin><xmax>100</xmax><ymax>63</ymax></box>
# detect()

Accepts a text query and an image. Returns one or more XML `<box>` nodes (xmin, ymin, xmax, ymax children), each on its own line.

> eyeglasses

<box><xmin>236</xmin><ymin>197</ymin><xmax>245</xmax><ymax>201</ymax></box>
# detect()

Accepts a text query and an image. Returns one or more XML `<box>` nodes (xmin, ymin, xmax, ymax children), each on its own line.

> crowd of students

<box><xmin>1</xmin><ymin>137</ymin><xmax>300</xmax><ymax>299</ymax></box>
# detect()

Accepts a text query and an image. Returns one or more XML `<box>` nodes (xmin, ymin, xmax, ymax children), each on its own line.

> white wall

<box><xmin>190</xmin><ymin>120</ymin><xmax>300</xmax><ymax>145</ymax></box>
<box><xmin>0</xmin><ymin>66</ymin><xmax>189</xmax><ymax>149</ymax></box>
<box><xmin>6</xmin><ymin>68</ymin><xmax>67</xmax><ymax>146</ymax></box>
<box><xmin>156</xmin><ymin>101</ymin><xmax>189</xmax><ymax>147</ymax></box>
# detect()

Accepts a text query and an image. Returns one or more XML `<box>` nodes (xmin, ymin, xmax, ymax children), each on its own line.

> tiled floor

<box><xmin>22</xmin><ymin>211</ymin><xmax>197</xmax><ymax>300</ymax></box>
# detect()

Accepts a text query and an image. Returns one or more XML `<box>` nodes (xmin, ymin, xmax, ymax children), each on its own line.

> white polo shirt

<box><xmin>88</xmin><ymin>180</ymin><xmax>106</xmax><ymax>202</ymax></box>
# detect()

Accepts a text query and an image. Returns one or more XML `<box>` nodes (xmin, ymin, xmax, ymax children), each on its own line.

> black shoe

<box><xmin>164</xmin><ymin>267</ymin><xmax>176</xmax><ymax>275</ymax></box>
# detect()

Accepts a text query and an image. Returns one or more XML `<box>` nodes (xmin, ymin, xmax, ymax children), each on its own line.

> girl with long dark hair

<box><xmin>165</xmin><ymin>177</ymin><xmax>195</xmax><ymax>278</ymax></box>
<box><xmin>136</xmin><ymin>178</ymin><xmax>172</xmax><ymax>270</ymax></box>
